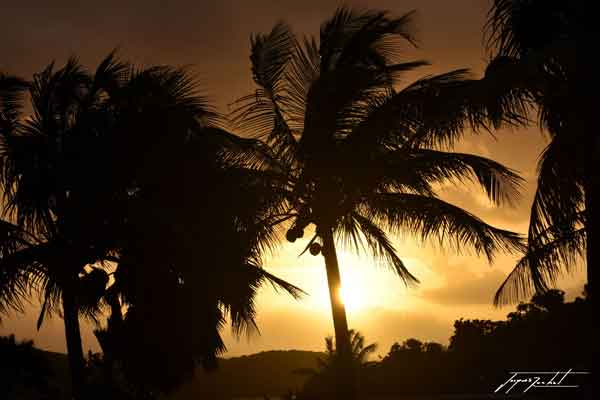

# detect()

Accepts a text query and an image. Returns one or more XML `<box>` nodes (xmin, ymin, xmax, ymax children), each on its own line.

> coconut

<box><xmin>285</xmin><ymin>229</ymin><xmax>297</xmax><ymax>243</ymax></box>
<box><xmin>309</xmin><ymin>242</ymin><xmax>322</xmax><ymax>256</ymax></box>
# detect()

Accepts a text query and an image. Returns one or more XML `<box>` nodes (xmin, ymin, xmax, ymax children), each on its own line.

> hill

<box><xmin>168</xmin><ymin>350</ymin><xmax>324</xmax><ymax>400</ymax></box>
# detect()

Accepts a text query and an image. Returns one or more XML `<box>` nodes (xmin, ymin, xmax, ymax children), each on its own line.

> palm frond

<box><xmin>284</xmin><ymin>36</ymin><xmax>320</xmax><ymax>131</ymax></box>
<box><xmin>128</xmin><ymin>65</ymin><xmax>219</xmax><ymax>127</ymax></box>
<box><xmin>349</xmin><ymin>69</ymin><xmax>510</xmax><ymax>150</ymax></box>
<box><xmin>494</xmin><ymin>227</ymin><xmax>585</xmax><ymax>306</ymax></box>
<box><xmin>35</xmin><ymin>278</ymin><xmax>63</xmax><ymax>330</ymax></box>
<box><xmin>332</xmin><ymin>61</ymin><xmax>430</xmax><ymax>136</ymax></box>
<box><xmin>90</xmin><ymin>49</ymin><xmax>132</xmax><ymax>98</ymax></box>
<box><xmin>336</xmin><ymin>212</ymin><xmax>419</xmax><ymax>286</ymax></box>
<box><xmin>484</xmin><ymin>0</ymin><xmax>522</xmax><ymax>57</ymax></box>
<box><xmin>219</xmin><ymin>260</ymin><xmax>304</xmax><ymax>337</ymax></box>
<box><xmin>320</xmin><ymin>8</ymin><xmax>418</xmax><ymax>71</ymax></box>
<box><xmin>0</xmin><ymin>241</ymin><xmax>50</xmax><ymax>318</ymax></box>
<box><xmin>231</xmin><ymin>22</ymin><xmax>298</xmax><ymax>166</ymax></box>
<box><xmin>395</xmin><ymin>149</ymin><xmax>524</xmax><ymax>206</ymax></box>
<box><xmin>336</xmin><ymin>9</ymin><xmax>419</xmax><ymax>66</ymax></box>
<box><xmin>362</xmin><ymin>193</ymin><xmax>525</xmax><ymax>262</ymax></box>
<box><xmin>0</xmin><ymin>73</ymin><xmax>28</xmax><ymax>131</ymax></box>
<box><xmin>205</xmin><ymin>127</ymin><xmax>288</xmax><ymax>172</ymax></box>
<box><xmin>484</xmin><ymin>0</ymin><xmax>578</xmax><ymax>58</ymax></box>
<box><xmin>528</xmin><ymin>135</ymin><xmax>584</xmax><ymax>240</ymax></box>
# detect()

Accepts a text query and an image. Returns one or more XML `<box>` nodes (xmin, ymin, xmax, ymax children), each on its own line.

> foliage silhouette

<box><xmin>291</xmin><ymin>289</ymin><xmax>590</xmax><ymax>399</ymax></box>
<box><xmin>0</xmin><ymin>53</ymin><xmax>303</xmax><ymax>397</ymax></box>
<box><xmin>295</xmin><ymin>329</ymin><xmax>377</xmax><ymax>399</ymax></box>
<box><xmin>0</xmin><ymin>334</ymin><xmax>57</xmax><ymax>399</ymax></box>
<box><xmin>2</xmin><ymin>290</ymin><xmax>589</xmax><ymax>399</ymax></box>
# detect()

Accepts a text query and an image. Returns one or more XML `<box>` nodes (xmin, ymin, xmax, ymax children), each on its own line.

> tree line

<box><xmin>297</xmin><ymin>289</ymin><xmax>591</xmax><ymax>399</ymax></box>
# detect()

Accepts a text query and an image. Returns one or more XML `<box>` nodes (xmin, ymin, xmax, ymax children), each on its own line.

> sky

<box><xmin>0</xmin><ymin>0</ymin><xmax>586</xmax><ymax>358</ymax></box>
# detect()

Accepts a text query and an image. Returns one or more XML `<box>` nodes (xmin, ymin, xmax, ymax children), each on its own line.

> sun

<box><xmin>291</xmin><ymin>250</ymin><xmax>426</xmax><ymax>314</ymax></box>
<box><xmin>338</xmin><ymin>281</ymin><xmax>366</xmax><ymax>312</ymax></box>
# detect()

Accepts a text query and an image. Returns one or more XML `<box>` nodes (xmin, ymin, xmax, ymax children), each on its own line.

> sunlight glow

<box><xmin>257</xmin><ymin>245</ymin><xmax>441</xmax><ymax>317</ymax></box>
<box><xmin>338</xmin><ymin>284</ymin><xmax>366</xmax><ymax>312</ymax></box>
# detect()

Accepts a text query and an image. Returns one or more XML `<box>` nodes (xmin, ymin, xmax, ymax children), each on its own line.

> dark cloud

<box><xmin>1</xmin><ymin>0</ymin><xmax>491</xmax><ymax>112</ymax></box>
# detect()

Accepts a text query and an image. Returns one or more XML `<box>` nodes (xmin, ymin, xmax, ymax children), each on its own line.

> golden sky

<box><xmin>0</xmin><ymin>0</ymin><xmax>586</xmax><ymax>357</ymax></box>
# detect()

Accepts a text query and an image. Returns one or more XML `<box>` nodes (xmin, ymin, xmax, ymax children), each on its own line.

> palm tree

<box><xmin>318</xmin><ymin>330</ymin><xmax>378</xmax><ymax>371</ymax></box>
<box><xmin>232</xmin><ymin>7</ymin><xmax>525</xmax><ymax>394</ymax></box>
<box><xmin>97</xmin><ymin>142</ymin><xmax>304</xmax><ymax>393</ymax></box>
<box><xmin>295</xmin><ymin>330</ymin><xmax>376</xmax><ymax>399</ymax></box>
<box><xmin>0</xmin><ymin>55</ymin><xmax>152</xmax><ymax>398</ymax></box>
<box><xmin>481</xmin><ymin>0</ymin><xmax>589</xmax><ymax>304</ymax></box>
<box><xmin>1</xmin><ymin>54</ymin><xmax>302</xmax><ymax>397</ymax></box>
<box><xmin>0</xmin><ymin>55</ymin><xmax>187</xmax><ymax>397</ymax></box>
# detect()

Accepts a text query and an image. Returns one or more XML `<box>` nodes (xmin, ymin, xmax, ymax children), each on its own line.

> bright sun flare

<box><xmin>292</xmin><ymin>250</ymin><xmax>430</xmax><ymax>315</ymax></box>
<box><xmin>338</xmin><ymin>283</ymin><xmax>365</xmax><ymax>311</ymax></box>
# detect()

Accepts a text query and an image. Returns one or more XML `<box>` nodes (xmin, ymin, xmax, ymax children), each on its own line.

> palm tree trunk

<box><xmin>62</xmin><ymin>284</ymin><xmax>86</xmax><ymax>399</ymax></box>
<box><xmin>321</xmin><ymin>227</ymin><xmax>356</xmax><ymax>398</ymax></box>
<box><xmin>321</xmin><ymin>227</ymin><xmax>351</xmax><ymax>356</ymax></box>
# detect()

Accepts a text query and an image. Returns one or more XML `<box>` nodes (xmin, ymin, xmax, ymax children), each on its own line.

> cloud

<box><xmin>420</xmin><ymin>268</ymin><xmax>508</xmax><ymax>305</ymax></box>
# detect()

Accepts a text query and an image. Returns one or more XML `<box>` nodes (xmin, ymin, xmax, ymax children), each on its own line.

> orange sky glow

<box><xmin>0</xmin><ymin>0</ymin><xmax>586</xmax><ymax>358</ymax></box>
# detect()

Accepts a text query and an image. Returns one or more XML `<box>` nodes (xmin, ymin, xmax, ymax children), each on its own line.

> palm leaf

<box><xmin>494</xmin><ymin>227</ymin><xmax>585</xmax><ymax>306</ymax></box>
<box><xmin>394</xmin><ymin>149</ymin><xmax>524</xmax><ymax>206</ymax></box>
<box><xmin>231</xmin><ymin>22</ymin><xmax>298</xmax><ymax>166</ymax></box>
<box><xmin>0</xmin><ymin>73</ymin><xmax>28</xmax><ymax>131</ymax></box>
<box><xmin>362</xmin><ymin>193</ymin><xmax>525</xmax><ymax>262</ymax></box>
<box><xmin>528</xmin><ymin>134</ymin><xmax>584</xmax><ymax>240</ymax></box>
<box><xmin>336</xmin><ymin>212</ymin><xmax>419</xmax><ymax>285</ymax></box>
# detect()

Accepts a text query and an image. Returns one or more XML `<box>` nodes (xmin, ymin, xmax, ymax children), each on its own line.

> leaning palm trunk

<box><xmin>62</xmin><ymin>282</ymin><xmax>86</xmax><ymax>399</ymax></box>
<box><xmin>321</xmin><ymin>227</ymin><xmax>350</xmax><ymax>356</ymax></box>
<box><xmin>321</xmin><ymin>227</ymin><xmax>356</xmax><ymax>398</ymax></box>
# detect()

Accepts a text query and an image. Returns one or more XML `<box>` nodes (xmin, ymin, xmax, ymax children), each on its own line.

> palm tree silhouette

<box><xmin>0</xmin><ymin>54</ymin><xmax>153</xmax><ymax>398</ymax></box>
<box><xmin>232</xmin><ymin>7</ymin><xmax>525</xmax><ymax>395</ymax></box>
<box><xmin>1</xmin><ymin>53</ymin><xmax>302</xmax><ymax>397</ymax></box>
<box><xmin>295</xmin><ymin>330</ymin><xmax>376</xmax><ymax>399</ymax></box>
<box><xmin>318</xmin><ymin>330</ymin><xmax>378</xmax><ymax>371</ymax></box>
<box><xmin>95</xmin><ymin>152</ymin><xmax>304</xmax><ymax>393</ymax></box>
<box><xmin>482</xmin><ymin>1</ymin><xmax>588</xmax><ymax>304</ymax></box>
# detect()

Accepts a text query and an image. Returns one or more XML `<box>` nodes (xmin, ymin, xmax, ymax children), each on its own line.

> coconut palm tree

<box><xmin>295</xmin><ymin>330</ymin><xmax>377</xmax><ymax>399</ymax></box>
<box><xmin>1</xmin><ymin>54</ymin><xmax>302</xmax><ymax>397</ymax></box>
<box><xmin>318</xmin><ymin>330</ymin><xmax>378</xmax><ymax>371</ymax></box>
<box><xmin>0</xmin><ymin>55</ymin><xmax>177</xmax><ymax>398</ymax></box>
<box><xmin>2</xmin><ymin>54</ymin><xmax>225</xmax><ymax>397</ymax></box>
<box><xmin>232</xmin><ymin>7</ymin><xmax>525</xmax><ymax>395</ymax></box>
<box><xmin>481</xmin><ymin>0</ymin><xmax>589</xmax><ymax>304</ymax></box>
<box><xmin>95</xmin><ymin>140</ymin><xmax>304</xmax><ymax>393</ymax></box>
